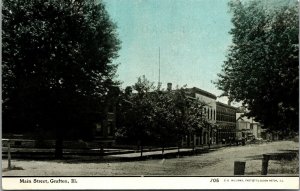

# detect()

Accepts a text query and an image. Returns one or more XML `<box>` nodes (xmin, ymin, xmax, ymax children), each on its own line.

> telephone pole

<box><xmin>158</xmin><ymin>47</ymin><xmax>161</xmax><ymax>88</ymax></box>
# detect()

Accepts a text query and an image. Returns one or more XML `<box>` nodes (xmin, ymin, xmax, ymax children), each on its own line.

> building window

<box><xmin>211</xmin><ymin>109</ymin><xmax>213</xmax><ymax>120</ymax></box>
<box><xmin>214</xmin><ymin>110</ymin><xmax>215</xmax><ymax>120</ymax></box>
<box><xmin>208</xmin><ymin>108</ymin><xmax>210</xmax><ymax>119</ymax></box>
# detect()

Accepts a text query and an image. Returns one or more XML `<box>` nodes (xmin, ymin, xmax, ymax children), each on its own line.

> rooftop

<box><xmin>187</xmin><ymin>87</ymin><xmax>217</xmax><ymax>100</ymax></box>
<box><xmin>216</xmin><ymin>101</ymin><xmax>238</xmax><ymax>110</ymax></box>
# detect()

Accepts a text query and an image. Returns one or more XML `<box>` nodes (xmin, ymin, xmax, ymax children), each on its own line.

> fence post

<box><xmin>261</xmin><ymin>154</ymin><xmax>270</xmax><ymax>175</ymax></box>
<box><xmin>234</xmin><ymin>161</ymin><xmax>246</xmax><ymax>175</ymax></box>
<box><xmin>7</xmin><ymin>139</ymin><xmax>11</xmax><ymax>169</ymax></box>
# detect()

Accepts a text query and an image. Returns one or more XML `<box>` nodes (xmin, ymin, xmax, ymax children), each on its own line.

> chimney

<box><xmin>167</xmin><ymin>83</ymin><xmax>172</xmax><ymax>91</ymax></box>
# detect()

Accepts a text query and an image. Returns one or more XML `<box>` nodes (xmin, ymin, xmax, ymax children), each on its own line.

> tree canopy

<box><xmin>215</xmin><ymin>0</ymin><xmax>298</xmax><ymax>132</ymax></box>
<box><xmin>2</xmin><ymin>0</ymin><xmax>120</xmax><ymax>148</ymax></box>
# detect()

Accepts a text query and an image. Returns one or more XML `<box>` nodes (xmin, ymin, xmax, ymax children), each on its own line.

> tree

<box><xmin>173</xmin><ymin>87</ymin><xmax>209</xmax><ymax>152</ymax></box>
<box><xmin>151</xmin><ymin>89</ymin><xmax>177</xmax><ymax>155</ymax></box>
<box><xmin>172</xmin><ymin>87</ymin><xmax>189</xmax><ymax>152</ymax></box>
<box><xmin>116</xmin><ymin>76</ymin><xmax>156</xmax><ymax>156</ymax></box>
<box><xmin>215</xmin><ymin>0</ymin><xmax>298</xmax><ymax>133</ymax></box>
<box><xmin>2</xmin><ymin>0</ymin><xmax>120</xmax><ymax>158</ymax></box>
<box><xmin>185</xmin><ymin>97</ymin><xmax>208</xmax><ymax>150</ymax></box>
<box><xmin>116</xmin><ymin>77</ymin><xmax>177</xmax><ymax>155</ymax></box>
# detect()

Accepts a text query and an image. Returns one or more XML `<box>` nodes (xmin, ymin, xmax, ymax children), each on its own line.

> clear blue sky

<box><xmin>103</xmin><ymin>0</ymin><xmax>233</xmax><ymax>103</ymax></box>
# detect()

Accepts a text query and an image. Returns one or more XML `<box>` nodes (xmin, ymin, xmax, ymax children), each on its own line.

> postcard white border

<box><xmin>2</xmin><ymin>177</ymin><xmax>299</xmax><ymax>190</ymax></box>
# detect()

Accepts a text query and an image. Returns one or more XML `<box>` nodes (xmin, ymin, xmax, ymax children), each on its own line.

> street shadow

<box><xmin>245</xmin><ymin>149</ymin><xmax>298</xmax><ymax>161</ymax></box>
<box><xmin>11</xmin><ymin>156</ymin><xmax>127</xmax><ymax>164</ymax></box>
<box><xmin>7</xmin><ymin>148</ymin><xmax>216</xmax><ymax>164</ymax></box>
<box><xmin>2</xmin><ymin>146</ymin><xmax>233</xmax><ymax>165</ymax></box>
<box><xmin>245</xmin><ymin>154</ymin><xmax>263</xmax><ymax>160</ymax></box>
<box><xmin>2</xmin><ymin>166</ymin><xmax>24</xmax><ymax>172</ymax></box>
<box><xmin>278</xmin><ymin>149</ymin><xmax>298</xmax><ymax>153</ymax></box>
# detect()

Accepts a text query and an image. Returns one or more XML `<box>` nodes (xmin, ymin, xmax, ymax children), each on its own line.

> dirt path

<box><xmin>2</xmin><ymin>141</ymin><xmax>298</xmax><ymax>176</ymax></box>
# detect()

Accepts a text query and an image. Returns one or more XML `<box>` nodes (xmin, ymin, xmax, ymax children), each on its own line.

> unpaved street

<box><xmin>2</xmin><ymin>141</ymin><xmax>298</xmax><ymax>176</ymax></box>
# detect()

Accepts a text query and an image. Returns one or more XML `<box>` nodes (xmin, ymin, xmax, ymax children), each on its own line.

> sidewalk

<box><xmin>2</xmin><ymin>143</ymin><xmax>231</xmax><ymax>161</ymax></box>
<box><xmin>108</xmin><ymin>144</ymin><xmax>229</xmax><ymax>161</ymax></box>
<box><xmin>110</xmin><ymin>148</ymin><xmax>193</xmax><ymax>159</ymax></box>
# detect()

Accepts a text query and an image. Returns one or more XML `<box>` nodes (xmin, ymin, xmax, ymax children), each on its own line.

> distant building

<box><xmin>236</xmin><ymin>113</ymin><xmax>263</xmax><ymax>140</ymax></box>
<box><xmin>216</xmin><ymin>102</ymin><xmax>238</xmax><ymax>143</ymax></box>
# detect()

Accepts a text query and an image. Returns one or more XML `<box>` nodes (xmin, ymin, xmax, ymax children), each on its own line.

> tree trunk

<box><xmin>100</xmin><ymin>145</ymin><xmax>104</xmax><ymax>158</ymax></box>
<box><xmin>177</xmin><ymin>141</ymin><xmax>180</xmax><ymax>157</ymax></box>
<box><xmin>140</xmin><ymin>144</ymin><xmax>143</xmax><ymax>157</ymax></box>
<box><xmin>192</xmin><ymin>144</ymin><xmax>195</xmax><ymax>154</ymax></box>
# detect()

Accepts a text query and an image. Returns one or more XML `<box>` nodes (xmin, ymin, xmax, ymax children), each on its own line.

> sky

<box><xmin>103</xmin><ymin>0</ymin><xmax>233</xmax><ymax>104</ymax></box>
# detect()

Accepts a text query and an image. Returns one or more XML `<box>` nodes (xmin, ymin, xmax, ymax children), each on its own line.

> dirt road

<box><xmin>2</xmin><ymin>141</ymin><xmax>298</xmax><ymax>176</ymax></box>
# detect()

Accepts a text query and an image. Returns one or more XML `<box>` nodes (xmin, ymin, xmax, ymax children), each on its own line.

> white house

<box><xmin>236</xmin><ymin>113</ymin><xmax>263</xmax><ymax>139</ymax></box>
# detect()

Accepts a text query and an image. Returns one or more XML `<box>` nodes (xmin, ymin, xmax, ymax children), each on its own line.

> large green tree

<box><xmin>116</xmin><ymin>76</ymin><xmax>156</xmax><ymax>156</ymax></box>
<box><xmin>2</xmin><ymin>0</ymin><xmax>120</xmax><ymax>158</ymax></box>
<box><xmin>216</xmin><ymin>0</ymin><xmax>298</xmax><ymax>133</ymax></box>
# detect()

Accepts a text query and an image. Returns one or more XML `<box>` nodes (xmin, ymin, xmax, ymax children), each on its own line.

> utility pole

<box><xmin>157</xmin><ymin>47</ymin><xmax>162</xmax><ymax>89</ymax></box>
<box><xmin>158</xmin><ymin>47</ymin><xmax>161</xmax><ymax>87</ymax></box>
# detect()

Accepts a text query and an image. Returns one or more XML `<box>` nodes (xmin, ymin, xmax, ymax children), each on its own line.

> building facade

<box><xmin>93</xmin><ymin>87</ymin><xmax>120</xmax><ymax>146</ymax></box>
<box><xmin>94</xmin><ymin>103</ymin><xmax>116</xmax><ymax>146</ymax></box>
<box><xmin>236</xmin><ymin>113</ymin><xmax>263</xmax><ymax>140</ymax></box>
<box><xmin>216</xmin><ymin>102</ymin><xmax>238</xmax><ymax>144</ymax></box>
<box><xmin>184</xmin><ymin>87</ymin><xmax>217</xmax><ymax>146</ymax></box>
